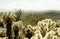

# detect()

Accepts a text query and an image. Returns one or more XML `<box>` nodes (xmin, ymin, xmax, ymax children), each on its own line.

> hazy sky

<box><xmin>0</xmin><ymin>0</ymin><xmax>60</xmax><ymax>11</ymax></box>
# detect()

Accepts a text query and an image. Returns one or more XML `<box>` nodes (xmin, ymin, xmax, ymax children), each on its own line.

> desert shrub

<box><xmin>0</xmin><ymin>12</ymin><xmax>60</xmax><ymax>39</ymax></box>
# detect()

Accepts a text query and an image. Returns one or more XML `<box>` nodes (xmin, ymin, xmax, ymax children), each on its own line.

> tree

<box><xmin>15</xmin><ymin>9</ymin><xmax>22</xmax><ymax>21</ymax></box>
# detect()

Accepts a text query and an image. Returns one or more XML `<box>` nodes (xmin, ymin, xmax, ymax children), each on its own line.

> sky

<box><xmin>0</xmin><ymin>0</ymin><xmax>60</xmax><ymax>11</ymax></box>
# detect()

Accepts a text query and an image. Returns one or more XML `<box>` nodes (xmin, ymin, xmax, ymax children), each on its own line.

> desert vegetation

<box><xmin>0</xmin><ymin>10</ymin><xmax>60</xmax><ymax>39</ymax></box>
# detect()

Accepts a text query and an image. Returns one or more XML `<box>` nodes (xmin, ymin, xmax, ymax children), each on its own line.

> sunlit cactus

<box><xmin>52</xmin><ymin>36</ymin><xmax>57</xmax><ymax>39</ymax></box>
<box><xmin>2</xmin><ymin>12</ymin><xmax>16</xmax><ymax>39</ymax></box>
<box><xmin>0</xmin><ymin>27</ymin><xmax>7</xmax><ymax>37</ymax></box>
<box><xmin>24</xmin><ymin>25</ymin><xmax>35</xmax><ymax>39</ymax></box>
<box><xmin>32</xmin><ymin>30</ymin><xmax>42</xmax><ymax>39</ymax></box>
<box><xmin>0</xmin><ymin>19</ymin><xmax>4</xmax><ymax>28</ymax></box>
<box><xmin>12</xmin><ymin>21</ymin><xmax>24</xmax><ymax>30</ymax></box>
<box><xmin>57</xmin><ymin>28</ymin><xmax>60</xmax><ymax>36</ymax></box>
<box><xmin>12</xmin><ymin>21</ymin><xmax>25</xmax><ymax>39</ymax></box>
<box><xmin>0</xmin><ymin>12</ymin><xmax>60</xmax><ymax>39</ymax></box>
<box><xmin>37</xmin><ymin>19</ymin><xmax>57</xmax><ymax>38</ymax></box>
<box><xmin>2</xmin><ymin>12</ymin><xmax>16</xmax><ymax>22</ymax></box>
<box><xmin>0</xmin><ymin>37</ymin><xmax>8</xmax><ymax>39</ymax></box>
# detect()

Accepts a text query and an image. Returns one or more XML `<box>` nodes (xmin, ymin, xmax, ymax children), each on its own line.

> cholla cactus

<box><xmin>56</xmin><ymin>20</ymin><xmax>60</xmax><ymax>28</ymax></box>
<box><xmin>2</xmin><ymin>12</ymin><xmax>16</xmax><ymax>39</ymax></box>
<box><xmin>37</xmin><ymin>19</ymin><xmax>57</xmax><ymax>38</ymax></box>
<box><xmin>2</xmin><ymin>12</ymin><xmax>16</xmax><ymax>22</ymax></box>
<box><xmin>12</xmin><ymin>21</ymin><xmax>25</xmax><ymax>39</ymax></box>
<box><xmin>0</xmin><ymin>19</ymin><xmax>4</xmax><ymax>28</ymax></box>
<box><xmin>38</xmin><ymin>19</ymin><xmax>56</xmax><ymax>32</ymax></box>
<box><xmin>31</xmin><ymin>30</ymin><xmax>42</xmax><ymax>39</ymax></box>
<box><xmin>12</xmin><ymin>21</ymin><xmax>24</xmax><ymax>30</ymax></box>
<box><xmin>24</xmin><ymin>19</ymin><xmax>58</xmax><ymax>39</ymax></box>
<box><xmin>52</xmin><ymin>35</ymin><xmax>57</xmax><ymax>39</ymax></box>
<box><xmin>57</xmin><ymin>28</ymin><xmax>60</xmax><ymax>36</ymax></box>
<box><xmin>0</xmin><ymin>37</ymin><xmax>8</xmax><ymax>39</ymax></box>
<box><xmin>0</xmin><ymin>13</ymin><xmax>60</xmax><ymax>39</ymax></box>
<box><xmin>0</xmin><ymin>27</ymin><xmax>7</xmax><ymax>37</ymax></box>
<box><xmin>26</xmin><ymin>25</ymin><xmax>33</xmax><ymax>31</ymax></box>
<box><xmin>25</xmin><ymin>25</ymin><xmax>35</xmax><ymax>39</ymax></box>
